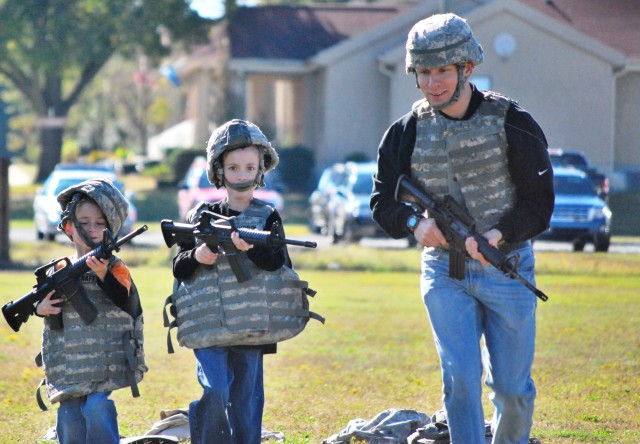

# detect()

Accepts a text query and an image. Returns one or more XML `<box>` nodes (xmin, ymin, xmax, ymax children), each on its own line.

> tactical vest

<box><xmin>411</xmin><ymin>91</ymin><xmax>516</xmax><ymax>233</ymax></box>
<box><xmin>41</xmin><ymin>257</ymin><xmax>146</xmax><ymax>404</ymax></box>
<box><xmin>165</xmin><ymin>199</ymin><xmax>322</xmax><ymax>351</ymax></box>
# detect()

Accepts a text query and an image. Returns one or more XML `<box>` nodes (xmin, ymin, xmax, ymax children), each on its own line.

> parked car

<box><xmin>308</xmin><ymin>163</ymin><xmax>350</xmax><ymax>234</ymax></box>
<box><xmin>33</xmin><ymin>164</ymin><xmax>138</xmax><ymax>241</ymax></box>
<box><xmin>535</xmin><ymin>167</ymin><xmax>612</xmax><ymax>252</ymax></box>
<box><xmin>548</xmin><ymin>148</ymin><xmax>609</xmax><ymax>201</ymax></box>
<box><xmin>314</xmin><ymin>161</ymin><xmax>386</xmax><ymax>244</ymax></box>
<box><xmin>177</xmin><ymin>156</ymin><xmax>284</xmax><ymax>220</ymax></box>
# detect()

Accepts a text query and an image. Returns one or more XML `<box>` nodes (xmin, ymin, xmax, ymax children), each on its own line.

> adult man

<box><xmin>370</xmin><ymin>13</ymin><xmax>554</xmax><ymax>444</ymax></box>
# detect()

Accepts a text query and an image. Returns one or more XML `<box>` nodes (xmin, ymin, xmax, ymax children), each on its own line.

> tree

<box><xmin>0</xmin><ymin>0</ymin><xmax>212</xmax><ymax>182</ymax></box>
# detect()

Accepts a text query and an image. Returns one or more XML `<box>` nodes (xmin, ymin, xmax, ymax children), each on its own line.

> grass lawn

<box><xmin>0</xmin><ymin>244</ymin><xmax>639</xmax><ymax>443</ymax></box>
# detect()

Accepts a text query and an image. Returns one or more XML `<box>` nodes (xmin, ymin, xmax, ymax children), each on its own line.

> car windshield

<box><xmin>52</xmin><ymin>177</ymin><xmax>124</xmax><ymax>196</ymax></box>
<box><xmin>198</xmin><ymin>171</ymin><xmax>214</xmax><ymax>188</ymax></box>
<box><xmin>352</xmin><ymin>173</ymin><xmax>373</xmax><ymax>195</ymax></box>
<box><xmin>555</xmin><ymin>176</ymin><xmax>596</xmax><ymax>196</ymax></box>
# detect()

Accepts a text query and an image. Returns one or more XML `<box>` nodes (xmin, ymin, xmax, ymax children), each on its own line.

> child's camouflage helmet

<box><xmin>57</xmin><ymin>178</ymin><xmax>128</xmax><ymax>237</ymax></box>
<box><xmin>206</xmin><ymin>119</ymin><xmax>279</xmax><ymax>188</ymax></box>
<box><xmin>406</xmin><ymin>13</ymin><xmax>484</xmax><ymax>73</ymax></box>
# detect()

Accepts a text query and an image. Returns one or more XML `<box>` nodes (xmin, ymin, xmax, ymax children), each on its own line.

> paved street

<box><xmin>9</xmin><ymin>226</ymin><xmax>640</xmax><ymax>254</ymax></box>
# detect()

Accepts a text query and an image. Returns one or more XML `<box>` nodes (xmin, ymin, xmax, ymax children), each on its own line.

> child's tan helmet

<box><xmin>57</xmin><ymin>178</ymin><xmax>128</xmax><ymax>237</ymax></box>
<box><xmin>206</xmin><ymin>119</ymin><xmax>279</xmax><ymax>188</ymax></box>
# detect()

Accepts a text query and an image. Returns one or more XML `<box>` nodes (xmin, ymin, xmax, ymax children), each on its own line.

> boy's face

<box><xmin>65</xmin><ymin>201</ymin><xmax>107</xmax><ymax>250</ymax></box>
<box><xmin>222</xmin><ymin>145</ymin><xmax>260</xmax><ymax>190</ymax></box>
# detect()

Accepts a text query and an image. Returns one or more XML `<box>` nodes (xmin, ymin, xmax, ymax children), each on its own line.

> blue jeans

<box><xmin>190</xmin><ymin>346</ymin><xmax>264</xmax><ymax>444</ymax></box>
<box><xmin>421</xmin><ymin>244</ymin><xmax>537</xmax><ymax>444</ymax></box>
<box><xmin>56</xmin><ymin>391</ymin><xmax>119</xmax><ymax>444</ymax></box>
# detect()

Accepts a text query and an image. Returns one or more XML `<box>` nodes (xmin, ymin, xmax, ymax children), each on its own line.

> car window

<box><xmin>198</xmin><ymin>171</ymin><xmax>214</xmax><ymax>189</ymax></box>
<box><xmin>352</xmin><ymin>173</ymin><xmax>374</xmax><ymax>195</ymax></box>
<box><xmin>555</xmin><ymin>176</ymin><xmax>595</xmax><ymax>196</ymax></box>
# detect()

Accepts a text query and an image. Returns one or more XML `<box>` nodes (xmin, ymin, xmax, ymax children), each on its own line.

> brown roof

<box><xmin>228</xmin><ymin>5</ymin><xmax>407</xmax><ymax>60</ymax></box>
<box><xmin>519</xmin><ymin>0</ymin><xmax>640</xmax><ymax>58</ymax></box>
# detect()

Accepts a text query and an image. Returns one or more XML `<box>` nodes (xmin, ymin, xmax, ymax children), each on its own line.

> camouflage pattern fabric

<box><xmin>411</xmin><ymin>91</ymin><xmax>515</xmax><ymax>234</ymax></box>
<box><xmin>206</xmin><ymin>119</ymin><xmax>279</xmax><ymax>188</ymax></box>
<box><xmin>57</xmin><ymin>178</ymin><xmax>128</xmax><ymax>236</ymax></box>
<box><xmin>406</xmin><ymin>13</ymin><xmax>483</xmax><ymax>73</ymax></box>
<box><xmin>168</xmin><ymin>200</ymin><xmax>320</xmax><ymax>349</ymax></box>
<box><xmin>42</xmin><ymin>257</ymin><xmax>147</xmax><ymax>404</ymax></box>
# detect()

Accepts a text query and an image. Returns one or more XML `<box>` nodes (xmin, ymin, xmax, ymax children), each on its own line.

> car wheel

<box><xmin>46</xmin><ymin>233</ymin><xmax>57</xmax><ymax>242</ymax></box>
<box><xmin>36</xmin><ymin>230</ymin><xmax>44</xmax><ymax>241</ymax></box>
<box><xmin>594</xmin><ymin>235</ymin><xmax>610</xmax><ymax>253</ymax></box>
<box><xmin>572</xmin><ymin>239</ymin><xmax>586</xmax><ymax>252</ymax></box>
<box><xmin>327</xmin><ymin>217</ymin><xmax>341</xmax><ymax>244</ymax></box>
<box><xmin>342</xmin><ymin>221</ymin><xmax>360</xmax><ymax>244</ymax></box>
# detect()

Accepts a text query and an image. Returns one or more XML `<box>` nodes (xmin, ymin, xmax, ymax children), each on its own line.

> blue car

<box><xmin>535</xmin><ymin>167</ymin><xmax>612</xmax><ymax>252</ymax></box>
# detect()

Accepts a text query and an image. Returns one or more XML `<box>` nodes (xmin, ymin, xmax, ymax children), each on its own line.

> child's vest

<box><xmin>40</xmin><ymin>256</ymin><xmax>146</xmax><ymax>406</ymax></box>
<box><xmin>164</xmin><ymin>200</ymin><xmax>323</xmax><ymax>351</ymax></box>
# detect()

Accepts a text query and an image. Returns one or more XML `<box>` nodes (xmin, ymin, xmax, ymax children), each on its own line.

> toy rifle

<box><xmin>161</xmin><ymin>210</ymin><xmax>316</xmax><ymax>283</ymax></box>
<box><xmin>2</xmin><ymin>225</ymin><xmax>148</xmax><ymax>332</ymax></box>
<box><xmin>395</xmin><ymin>175</ymin><xmax>548</xmax><ymax>301</ymax></box>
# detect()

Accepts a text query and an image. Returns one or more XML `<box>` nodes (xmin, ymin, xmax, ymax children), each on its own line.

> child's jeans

<box><xmin>189</xmin><ymin>346</ymin><xmax>264</xmax><ymax>444</ymax></box>
<box><xmin>56</xmin><ymin>391</ymin><xmax>119</xmax><ymax>444</ymax></box>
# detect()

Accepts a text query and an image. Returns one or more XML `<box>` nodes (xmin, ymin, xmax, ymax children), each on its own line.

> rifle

<box><xmin>394</xmin><ymin>175</ymin><xmax>548</xmax><ymax>302</ymax></box>
<box><xmin>161</xmin><ymin>211</ymin><xmax>316</xmax><ymax>283</ymax></box>
<box><xmin>2</xmin><ymin>225</ymin><xmax>149</xmax><ymax>332</ymax></box>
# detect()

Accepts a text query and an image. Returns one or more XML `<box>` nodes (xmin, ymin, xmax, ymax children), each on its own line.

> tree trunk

<box><xmin>0</xmin><ymin>156</ymin><xmax>10</xmax><ymax>266</ymax></box>
<box><xmin>35</xmin><ymin>125</ymin><xmax>64</xmax><ymax>183</ymax></box>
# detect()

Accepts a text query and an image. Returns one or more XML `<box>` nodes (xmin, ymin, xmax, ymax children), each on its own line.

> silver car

<box><xmin>33</xmin><ymin>164</ymin><xmax>137</xmax><ymax>241</ymax></box>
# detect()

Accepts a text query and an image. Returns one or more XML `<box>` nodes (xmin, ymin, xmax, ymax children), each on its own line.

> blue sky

<box><xmin>190</xmin><ymin>0</ymin><xmax>259</xmax><ymax>19</ymax></box>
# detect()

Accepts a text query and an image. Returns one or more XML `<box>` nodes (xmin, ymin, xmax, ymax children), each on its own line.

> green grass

<box><xmin>1</xmin><ymin>243</ymin><xmax>639</xmax><ymax>442</ymax></box>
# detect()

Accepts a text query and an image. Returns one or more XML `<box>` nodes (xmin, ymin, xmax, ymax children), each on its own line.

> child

<box><xmin>36</xmin><ymin>178</ymin><xmax>147</xmax><ymax>444</ymax></box>
<box><xmin>170</xmin><ymin>119</ymin><xmax>292</xmax><ymax>444</ymax></box>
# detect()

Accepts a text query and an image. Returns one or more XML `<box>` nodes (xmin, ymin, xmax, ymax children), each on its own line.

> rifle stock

<box><xmin>161</xmin><ymin>211</ymin><xmax>316</xmax><ymax>282</ymax></box>
<box><xmin>2</xmin><ymin>225</ymin><xmax>148</xmax><ymax>332</ymax></box>
<box><xmin>395</xmin><ymin>175</ymin><xmax>548</xmax><ymax>302</ymax></box>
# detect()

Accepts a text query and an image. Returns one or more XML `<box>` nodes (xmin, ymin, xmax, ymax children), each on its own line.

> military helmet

<box><xmin>57</xmin><ymin>178</ymin><xmax>128</xmax><ymax>237</ymax></box>
<box><xmin>406</xmin><ymin>13</ymin><xmax>483</xmax><ymax>73</ymax></box>
<box><xmin>206</xmin><ymin>119</ymin><xmax>279</xmax><ymax>189</ymax></box>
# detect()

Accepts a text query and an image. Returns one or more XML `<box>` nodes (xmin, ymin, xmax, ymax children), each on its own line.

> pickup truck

<box><xmin>547</xmin><ymin>148</ymin><xmax>609</xmax><ymax>201</ymax></box>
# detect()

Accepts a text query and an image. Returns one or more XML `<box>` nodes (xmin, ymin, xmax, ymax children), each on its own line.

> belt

<box><xmin>498</xmin><ymin>240</ymin><xmax>529</xmax><ymax>255</ymax></box>
<box><xmin>430</xmin><ymin>240</ymin><xmax>529</xmax><ymax>256</ymax></box>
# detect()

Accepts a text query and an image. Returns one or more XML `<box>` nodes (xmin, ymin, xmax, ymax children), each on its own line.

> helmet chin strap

<box><xmin>419</xmin><ymin>63</ymin><xmax>469</xmax><ymax>111</ymax></box>
<box><xmin>71</xmin><ymin>218</ymin><xmax>101</xmax><ymax>249</ymax></box>
<box><xmin>223</xmin><ymin>178</ymin><xmax>258</xmax><ymax>192</ymax></box>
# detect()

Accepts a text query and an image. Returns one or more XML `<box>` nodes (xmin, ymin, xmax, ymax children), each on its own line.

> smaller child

<box><xmin>35</xmin><ymin>178</ymin><xmax>146</xmax><ymax>444</ymax></box>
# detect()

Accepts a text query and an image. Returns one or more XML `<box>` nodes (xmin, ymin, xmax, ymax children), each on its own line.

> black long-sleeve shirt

<box><xmin>371</xmin><ymin>86</ymin><xmax>555</xmax><ymax>243</ymax></box>
<box><xmin>173</xmin><ymin>200</ymin><xmax>289</xmax><ymax>280</ymax></box>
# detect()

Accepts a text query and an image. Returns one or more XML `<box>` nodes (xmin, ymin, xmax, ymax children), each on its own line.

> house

<box><xmin>155</xmin><ymin>0</ymin><xmax>640</xmax><ymax>189</ymax></box>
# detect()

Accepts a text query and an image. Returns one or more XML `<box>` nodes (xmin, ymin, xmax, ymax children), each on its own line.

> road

<box><xmin>9</xmin><ymin>226</ymin><xmax>640</xmax><ymax>254</ymax></box>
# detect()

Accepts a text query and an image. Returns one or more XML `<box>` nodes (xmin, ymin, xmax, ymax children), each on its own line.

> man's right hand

<box><xmin>414</xmin><ymin>218</ymin><xmax>450</xmax><ymax>249</ymax></box>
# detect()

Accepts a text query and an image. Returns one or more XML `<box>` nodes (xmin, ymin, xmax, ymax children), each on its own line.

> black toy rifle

<box><xmin>2</xmin><ymin>225</ymin><xmax>149</xmax><ymax>332</ymax></box>
<box><xmin>161</xmin><ymin>211</ymin><xmax>316</xmax><ymax>283</ymax></box>
<box><xmin>395</xmin><ymin>175</ymin><xmax>548</xmax><ymax>301</ymax></box>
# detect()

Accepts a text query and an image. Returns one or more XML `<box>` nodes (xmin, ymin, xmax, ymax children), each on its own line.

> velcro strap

<box><xmin>123</xmin><ymin>331</ymin><xmax>140</xmax><ymax>398</ymax></box>
<box><xmin>166</xmin><ymin>321</ymin><xmax>178</xmax><ymax>354</ymax></box>
<box><xmin>310</xmin><ymin>311</ymin><xmax>326</xmax><ymax>324</ymax></box>
<box><xmin>36</xmin><ymin>378</ymin><xmax>49</xmax><ymax>411</ymax></box>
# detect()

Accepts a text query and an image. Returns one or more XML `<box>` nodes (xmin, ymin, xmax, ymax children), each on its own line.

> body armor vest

<box><xmin>166</xmin><ymin>199</ymin><xmax>321</xmax><ymax>350</ymax></box>
<box><xmin>411</xmin><ymin>91</ymin><xmax>516</xmax><ymax>233</ymax></box>
<box><xmin>42</xmin><ymin>257</ymin><xmax>146</xmax><ymax>404</ymax></box>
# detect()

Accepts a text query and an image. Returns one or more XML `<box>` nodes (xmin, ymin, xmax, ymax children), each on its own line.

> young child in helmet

<box><xmin>171</xmin><ymin>119</ymin><xmax>289</xmax><ymax>444</ymax></box>
<box><xmin>35</xmin><ymin>178</ymin><xmax>146</xmax><ymax>444</ymax></box>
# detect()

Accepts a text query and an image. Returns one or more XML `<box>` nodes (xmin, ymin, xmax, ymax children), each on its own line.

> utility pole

<box><xmin>0</xmin><ymin>85</ymin><xmax>11</xmax><ymax>266</ymax></box>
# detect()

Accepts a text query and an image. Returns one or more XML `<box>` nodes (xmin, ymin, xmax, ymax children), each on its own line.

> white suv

<box><xmin>33</xmin><ymin>164</ymin><xmax>137</xmax><ymax>241</ymax></box>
